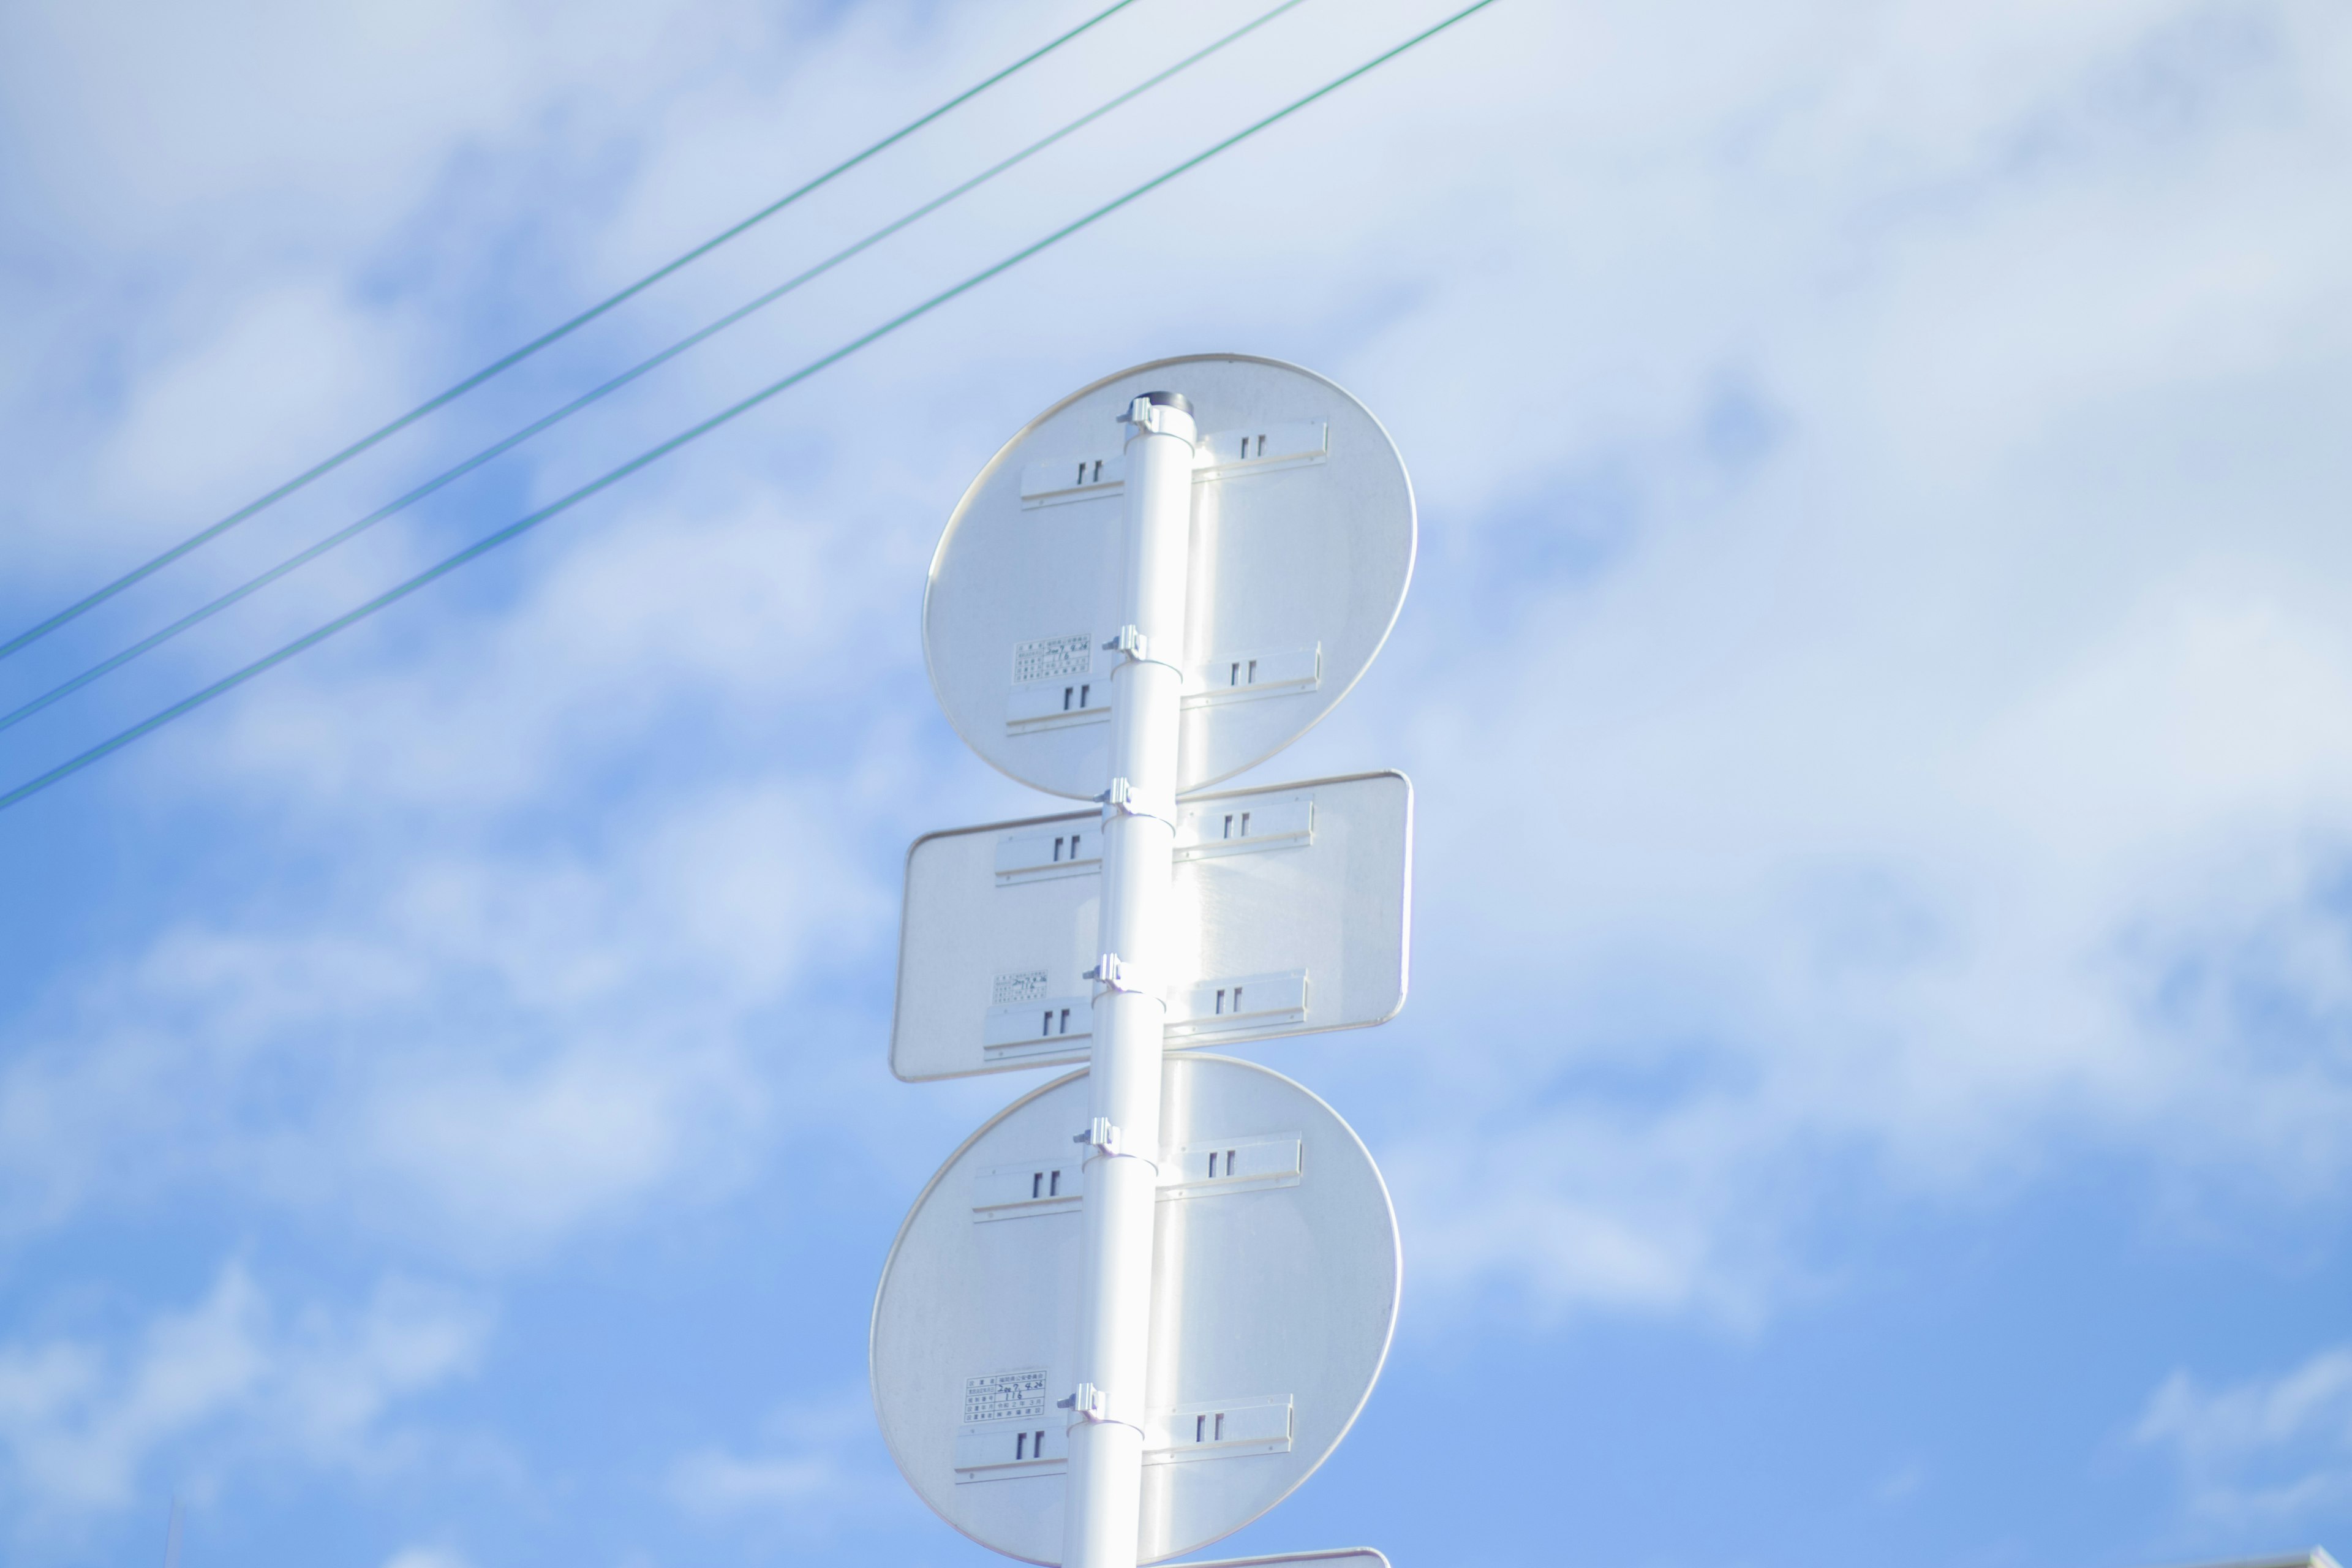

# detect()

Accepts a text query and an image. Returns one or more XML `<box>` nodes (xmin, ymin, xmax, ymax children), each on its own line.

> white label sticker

<box><xmin>992</xmin><ymin>970</ymin><xmax>1049</xmax><ymax>1005</ymax></box>
<box><xmin>1013</xmin><ymin>634</ymin><xmax>1092</xmax><ymax>685</ymax></box>
<box><xmin>965</xmin><ymin>1368</ymin><xmax>1050</xmax><ymax>1425</ymax></box>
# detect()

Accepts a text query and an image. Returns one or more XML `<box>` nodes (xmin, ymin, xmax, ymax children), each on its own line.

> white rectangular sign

<box><xmin>889</xmin><ymin>771</ymin><xmax>1412</xmax><ymax>1082</ymax></box>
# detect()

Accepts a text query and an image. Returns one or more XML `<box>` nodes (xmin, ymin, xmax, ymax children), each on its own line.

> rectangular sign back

<box><xmin>889</xmin><ymin>771</ymin><xmax>1412</xmax><ymax>1082</ymax></box>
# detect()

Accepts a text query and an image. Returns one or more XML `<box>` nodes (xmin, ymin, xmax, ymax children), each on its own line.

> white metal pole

<box><xmin>1064</xmin><ymin>390</ymin><xmax>1197</xmax><ymax>1568</ymax></box>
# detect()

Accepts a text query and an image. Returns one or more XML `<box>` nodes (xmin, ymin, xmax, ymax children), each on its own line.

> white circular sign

<box><xmin>925</xmin><ymin>355</ymin><xmax>1416</xmax><ymax>799</ymax></box>
<box><xmin>870</xmin><ymin>1054</ymin><xmax>1400</xmax><ymax>1564</ymax></box>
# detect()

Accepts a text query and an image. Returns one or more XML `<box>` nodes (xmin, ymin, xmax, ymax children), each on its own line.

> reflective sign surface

<box><xmin>889</xmin><ymin>771</ymin><xmax>1413</xmax><ymax>1082</ymax></box>
<box><xmin>870</xmin><ymin>1056</ymin><xmax>1400</xmax><ymax>1564</ymax></box>
<box><xmin>924</xmin><ymin>355</ymin><xmax>1416</xmax><ymax>799</ymax></box>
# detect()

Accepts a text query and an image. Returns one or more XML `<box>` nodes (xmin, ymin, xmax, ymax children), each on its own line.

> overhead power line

<box><xmin>0</xmin><ymin>0</ymin><xmax>1313</xmax><ymax>741</ymax></box>
<box><xmin>0</xmin><ymin>0</ymin><xmax>1145</xmax><ymax>664</ymax></box>
<box><xmin>0</xmin><ymin>0</ymin><xmax>1503</xmax><ymax>816</ymax></box>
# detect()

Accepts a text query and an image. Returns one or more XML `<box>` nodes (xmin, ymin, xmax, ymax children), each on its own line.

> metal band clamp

<box><xmin>1084</xmin><ymin>952</ymin><xmax>1157</xmax><ymax>998</ymax></box>
<box><xmin>1101</xmin><ymin>625</ymin><xmax>1185</xmax><ymax>680</ymax></box>
<box><xmin>1117</xmin><ymin>394</ymin><xmax>1196</xmax><ymax>443</ymax></box>
<box><xmin>1072</xmin><ymin>1116</ymin><xmax>1158</xmax><ymax>1177</ymax></box>
<box><xmin>1057</xmin><ymin>1382</ymin><xmax>1144</xmax><ymax>1433</ymax></box>
<box><xmin>1098</xmin><ymin>776</ymin><xmax>1175</xmax><ymax>829</ymax></box>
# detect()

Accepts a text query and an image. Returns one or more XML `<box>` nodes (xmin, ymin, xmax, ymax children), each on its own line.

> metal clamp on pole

<box><xmin>1117</xmin><ymin>392</ymin><xmax>1193</xmax><ymax>439</ymax></box>
<box><xmin>1098</xmin><ymin>777</ymin><xmax>1175</xmax><ymax>830</ymax></box>
<box><xmin>1084</xmin><ymin>952</ymin><xmax>1158</xmax><ymax>1000</ymax></box>
<box><xmin>1072</xmin><ymin>1117</ymin><xmax>1125</xmax><ymax>1159</ymax></box>
<box><xmin>1101</xmin><ymin>624</ymin><xmax>1185</xmax><ymax>680</ymax></box>
<box><xmin>1073</xmin><ymin>1115</ymin><xmax>1156</xmax><ymax>1177</ymax></box>
<box><xmin>1057</xmin><ymin>1382</ymin><xmax>1145</xmax><ymax>1436</ymax></box>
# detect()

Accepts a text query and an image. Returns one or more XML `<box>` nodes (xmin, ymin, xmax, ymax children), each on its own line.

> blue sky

<box><xmin>1</xmin><ymin>0</ymin><xmax>2349</xmax><ymax>1564</ymax></box>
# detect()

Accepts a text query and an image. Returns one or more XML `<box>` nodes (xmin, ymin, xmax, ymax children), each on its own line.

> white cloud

<box><xmin>667</xmin><ymin>1448</ymin><xmax>840</xmax><ymax>1512</ymax></box>
<box><xmin>1297</xmin><ymin>0</ymin><xmax>2352</xmax><ymax>1319</ymax></box>
<box><xmin>0</xmin><ymin>1264</ymin><xmax>489</xmax><ymax>1520</ymax></box>
<box><xmin>666</xmin><ymin>1392</ymin><xmax>896</xmax><ymax>1526</ymax></box>
<box><xmin>0</xmin><ymin>7</ymin><xmax>2350</xmax><ymax>1567</ymax></box>
<box><xmin>1378</xmin><ymin>562</ymin><xmax>2352</xmax><ymax>1316</ymax></box>
<box><xmin>0</xmin><ymin>0</ymin><xmax>2348</xmax><ymax>1352</ymax></box>
<box><xmin>2137</xmin><ymin>1344</ymin><xmax>2352</xmax><ymax>1519</ymax></box>
<box><xmin>92</xmin><ymin>279</ymin><xmax>423</xmax><ymax>527</ymax></box>
<box><xmin>0</xmin><ymin>760</ymin><xmax>889</xmax><ymax>1257</ymax></box>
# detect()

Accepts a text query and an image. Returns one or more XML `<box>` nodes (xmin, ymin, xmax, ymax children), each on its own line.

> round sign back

<box><xmin>924</xmin><ymin>355</ymin><xmax>1415</xmax><ymax>799</ymax></box>
<box><xmin>870</xmin><ymin>1054</ymin><xmax>1401</xmax><ymax>1564</ymax></box>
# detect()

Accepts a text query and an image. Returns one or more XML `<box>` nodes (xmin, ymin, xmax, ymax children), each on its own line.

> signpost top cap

<box><xmin>1123</xmin><ymin>389</ymin><xmax>1194</xmax><ymax>415</ymax></box>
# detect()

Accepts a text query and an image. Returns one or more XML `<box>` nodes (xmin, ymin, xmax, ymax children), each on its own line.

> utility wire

<box><xmin>0</xmin><ymin>0</ymin><xmax>1502</xmax><ymax>815</ymax></box>
<box><xmin>0</xmin><ymin>0</ymin><xmax>1313</xmax><ymax>740</ymax></box>
<box><xmin>0</xmin><ymin>0</ymin><xmax>1145</xmax><ymax>663</ymax></box>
